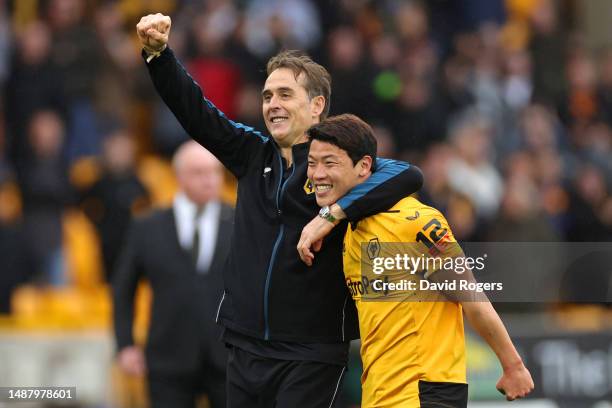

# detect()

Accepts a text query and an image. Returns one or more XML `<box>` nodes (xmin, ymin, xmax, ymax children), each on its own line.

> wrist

<box><xmin>501</xmin><ymin>357</ymin><xmax>525</xmax><ymax>373</ymax></box>
<box><xmin>318</xmin><ymin>205</ymin><xmax>339</xmax><ymax>225</ymax></box>
<box><xmin>329</xmin><ymin>203</ymin><xmax>346</xmax><ymax>221</ymax></box>
<box><xmin>143</xmin><ymin>44</ymin><xmax>167</xmax><ymax>62</ymax></box>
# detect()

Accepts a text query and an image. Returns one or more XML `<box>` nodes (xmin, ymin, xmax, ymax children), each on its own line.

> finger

<box><xmin>297</xmin><ymin>238</ymin><xmax>306</xmax><ymax>258</ymax></box>
<box><xmin>136</xmin><ymin>15</ymin><xmax>153</xmax><ymax>37</ymax></box>
<box><xmin>297</xmin><ymin>246</ymin><xmax>306</xmax><ymax>262</ymax></box>
<box><xmin>154</xmin><ymin>14</ymin><xmax>170</xmax><ymax>34</ymax></box>
<box><xmin>305</xmin><ymin>252</ymin><xmax>314</xmax><ymax>266</ymax></box>
<box><xmin>147</xmin><ymin>28</ymin><xmax>166</xmax><ymax>43</ymax></box>
<box><xmin>303</xmin><ymin>246</ymin><xmax>314</xmax><ymax>262</ymax></box>
<box><xmin>301</xmin><ymin>240</ymin><xmax>314</xmax><ymax>265</ymax></box>
<box><xmin>496</xmin><ymin>387</ymin><xmax>506</xmax><ymax>396</ymax></box>
<box><xmin>297</xmin><ymin>245</ymin><xmax>312</xmax><ymax>265</ymax></box>
<box><xmin>159</xmin><ymin>16</ymin><xmax>171</xmax><ymax>34</ymax></box>
<box><xmin>136</xmin><ymin>21</ymin><xmax>148</xmax><ymax>38</ymax></box>
<box><xmin>297</xmin><ymin>243</ymin><xmax>312</xmax><ymax>264</ymax></box>
<box><xmin>313</xmin><ymin>239</ymin><xmax>322</xmax><ymax>252</ymax></box>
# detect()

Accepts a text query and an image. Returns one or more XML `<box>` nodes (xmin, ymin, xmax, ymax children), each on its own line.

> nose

<box><xmin>311</xmin><ymin>163</ymin><xmax>326</xmax><ymax>181</ymax></box>
<box><xmin>268</xmin><ymin>94</ymin><xmax>281</xmax><ymax>110</ymax></box>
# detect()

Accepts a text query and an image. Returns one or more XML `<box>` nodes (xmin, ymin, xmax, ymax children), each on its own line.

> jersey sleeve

<box><xmin>337</xmin><ymin>159</ymin><xmax>423</xmax><ymax>221</ymax></box>
<box><xmin>145</xmin><ymin>47</ymin><xmax>268</xmax><ymax>178</ymax></box>
<box><xmin>397</xmin><ymin>208</ymin><xmax>464</xmax><ymax>279</ymax></box>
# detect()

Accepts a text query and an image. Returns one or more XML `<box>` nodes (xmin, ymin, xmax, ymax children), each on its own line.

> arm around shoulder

<box><xmin>338</xmin><ymin>160</ymin><xmax>423</xmax><ymax>221</ymax></box>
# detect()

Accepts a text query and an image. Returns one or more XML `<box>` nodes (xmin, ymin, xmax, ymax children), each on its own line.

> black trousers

<box><xmin>226</xmin><ymin>346</ymin><xmax>346</xmax><ymax>408</ymax></box>
<box><xmin>148</xmin><ymin>368</ymin><xmax>226</xmax><ymax>408</ymax></box>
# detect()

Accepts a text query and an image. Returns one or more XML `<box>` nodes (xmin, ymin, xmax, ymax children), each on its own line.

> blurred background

<box><xmin>0</xmin><ymin>0</ymin><xmax>611</xmax><ymax>407</ymax></box>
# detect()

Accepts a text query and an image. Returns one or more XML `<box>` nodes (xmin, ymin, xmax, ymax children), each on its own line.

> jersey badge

<box><xmin>303</xmin><ymin>178</ymin><xmax>315</xmax><ymax>195</ymax></box>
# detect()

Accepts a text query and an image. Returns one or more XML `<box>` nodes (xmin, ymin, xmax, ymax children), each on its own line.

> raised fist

<box><xmin>136</xmin><ymin>13</ymin><xmax>171</xmax><ymax>53</ymax></box>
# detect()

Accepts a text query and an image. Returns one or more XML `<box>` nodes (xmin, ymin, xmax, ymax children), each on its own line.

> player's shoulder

<box><xmin>388</xmin><ymin>196</ymin><xmax>448</xmax><ymax>224</ymax></box>
<box><xmin>384</xmin><ymin>196</ymin><xmax>453</xmax><ymax>241</ymax></box>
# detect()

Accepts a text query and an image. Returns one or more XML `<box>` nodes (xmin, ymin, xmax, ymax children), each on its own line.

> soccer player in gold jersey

<box><xmin>302</xmin><ymin>114</ymin><xmax>534</xmax><ymax>407</ymax></box>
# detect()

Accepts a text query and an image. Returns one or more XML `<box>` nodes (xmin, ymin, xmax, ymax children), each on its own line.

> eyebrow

<box><xmin>261</xmin><ymin>87</ymin><xmax>294</xmax><ymax>96</ymax></box>
<box><xmin>308</xmin><ymin>154</ymin><xmax>340</xmax><ymax>161</ymax></box>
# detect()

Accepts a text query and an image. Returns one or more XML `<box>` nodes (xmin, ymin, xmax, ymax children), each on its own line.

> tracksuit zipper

<box><xmin>263</xmin><ymin>151</ymin><xmax>296</xmax><ymax>340</ymax></box>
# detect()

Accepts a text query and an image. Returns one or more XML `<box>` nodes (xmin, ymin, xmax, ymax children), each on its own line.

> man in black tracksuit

<box><xmin>137</xmin><ymin>14</ymin><xmax>423</xmax><ymax>407</ymax></box>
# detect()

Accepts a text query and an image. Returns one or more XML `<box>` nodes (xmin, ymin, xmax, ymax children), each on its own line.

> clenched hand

<box><xmin>136</xmin><ymin>13</ymin><xmax>171</xmax><ymax>54</ymax></box>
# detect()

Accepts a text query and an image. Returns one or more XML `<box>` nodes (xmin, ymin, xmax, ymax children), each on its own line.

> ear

<box><xmin>358</xmin><ymin>155</ymin><xmax>373</xmax><ymax>177</ymax></box>
<box><xmin>310</xmin><ymin>95</ymin><xmax>325</xmax><ymax>119</ymax></box>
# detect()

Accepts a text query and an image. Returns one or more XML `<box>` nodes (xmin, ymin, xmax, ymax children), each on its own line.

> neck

<box><xmin>279</xmin><ymin>133</ymin><xmax>309</xmax><ymax>167</ymax></box>
<box><xmin>280</xmin><ymin>147</ymin><xmax>293</xmax><ymax>167</ymax></box>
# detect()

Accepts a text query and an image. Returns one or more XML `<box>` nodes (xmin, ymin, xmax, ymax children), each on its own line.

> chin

<box><xmin>268</xmin><ymin>126</ymin><xmax>288</xmax><ymax>139</ymax></box>
<box><xmin>314</xmin><ymin>195</ymin><xmax>334</xmax><ymax>207</ymax></box>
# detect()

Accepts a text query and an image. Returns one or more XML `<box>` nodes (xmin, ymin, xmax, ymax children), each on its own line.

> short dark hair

<box><xmin>307</xmin><ymin>113</ymin><xmax>377</xmax><ymax>171</ymax></box>
<box><xmin>267</xmin><ymin>50</ymin><xmax>332</xmax><ymax>120</ymax></box>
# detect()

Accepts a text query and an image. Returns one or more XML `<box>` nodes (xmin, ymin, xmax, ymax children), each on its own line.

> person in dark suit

<box><xmin>113</xmin><ymin>141</ymin><xmax>232</xmax><ymax>408</ymax></box>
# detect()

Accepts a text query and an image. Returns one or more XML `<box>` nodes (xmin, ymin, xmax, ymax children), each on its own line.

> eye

<box><xmin>263</xmin><ymin>94</ymin><xmax>271</xmax><ymax>102</ymax></box>
<box><xmin>307</xmin><ymin>161</ymin><xmax>315</xmax><ymax>167</ymax></box>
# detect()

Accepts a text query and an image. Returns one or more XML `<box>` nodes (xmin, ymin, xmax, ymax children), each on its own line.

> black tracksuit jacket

<box><xmin>145</xmin><ymin>48</ymin><xmax>423</xmax><ymax>343</ymax></box>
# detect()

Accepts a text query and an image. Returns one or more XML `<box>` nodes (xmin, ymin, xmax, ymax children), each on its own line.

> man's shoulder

<box><xmin>385</xmin><ymin>196</ymin><xmax>445</xmax><ymax>221</ymax></box>
<box><xmin>361</xmin><ymin>196</ymin><xmax>449</xmax><ymax>239</ymax></box>
<box><xmin>132</xmin><ymin>206</ymin><xmax>173</xmax><ymax>227</ymax></box>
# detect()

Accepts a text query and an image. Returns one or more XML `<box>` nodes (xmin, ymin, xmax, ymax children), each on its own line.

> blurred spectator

<box><xmin>520</xmin><ymin>104</ymin><xmax>561</xmax><ymax>152</ymax></box>
<box><xmin>558</xmin><ymin>49</ymin><xmax>600</xmax><ymax>144</ymax></box>
<box><xmin>47</xmin><ymin>0</ymin><xmax>100</xmax><ymax>102</ymax></box>
<box><xmin>459</xmin><ymin>0</ymin><xmax>507</xmax><ymax>31</ymax></box>
<box><xmin>597</xmin><ymin>46</ymin><xmax>612</xmax><ymax>126</ymax></box>
<box><xmin>471</xmin><ymin>24</ymin><xmax>505</xmax><ymax>123</ymax></box>
<box><xmin>93</xmin><ymin>1</ymin><xmax>151</xmax><ymax>128</ymax></box>
<box><xmin>371</xmin><ymin>125</ymin><xmax>397</xmax><ymax>159</ymax></box>
<box><xmin>531</xmin><ymin>149</ymin><xmax>569</xmax><ymax>235</ymax></box>
<box><xmin>187</xmin><ymin>10</ymin><xmax>241</xmax><ymax>119</ymax></box>
<box><xmin>447</xmin><ymin>111</ymin><xmax>503</xmax><ymax>218</ymax></box>
<box><xmin>488</xmin><ymin>176</ymin><xmax>559</xmax><ymax>241</ymax></box>
<box><xmin>233</xmin><ymin>82</ymin><xmax>266</xmax><ymax>133</ymax></box>
<box><xmin>391</xmin><ymin>73</ymin><xmax>446</xmax><ymax>155</ymax></box>
<box><xmin>566</xmin><ymin>164</ymin><xmax>612</xmax><ymax>241</ymax></box>
<box><xmin>445</xmin><ymin>191</ymin><xmax>484</xmax><ymax>241</ymax></box>
<box><xmin>47</xmin><ymin>0</ymin><xmax>104</xmax><ymax>161</ymax></box>
<box><xmin>17</xmin><ymin>110</ymin><xmax>72</xmax><ymax>285</ymax></box>
<box><xmin>113</xmin><ymin>142</ymin><xmax>232</xmax><ymax>408</ymax></box>
<box><xmin>80</xmin><ymin>130</ymin><xmax>150</xmax><ymax>281</ymax></box>
<box><xmin>5</xmin><ymin>20</ymin><xmax>65</xmax><ymax>165</ymax></box>
<box><xmin>243</xmin><ymin>0</ymin><xmax>321</xmax><ymax>59</ymax></box>
<box><xmin>418</xmin><ymin>143</ymin><xmax>455</xmax><ymax>213</ymax></box>
<box><xmin>529</xmin><ymin>0</ymin><xmax>567</xmax><ymax>105</ymax></box>
<box><xmin>501</xmin><ymin>48</ymin><xmax>533</xmax><ymax>112</ymax></box>
<box><xmin>439</xmin><ymin>55</ymin><xmax>476</xmax><ymax>124</ymax></box>
<box><xmin>0</xmin><ymin>0</ymin><xmax>10</xmax><ymax>86</ymax></box>
<box><xmin>394</xmin><ymin>1</ymin><xmax>430</xmax><ymax>48</ymax></box>
<box><xmin>580</xmin><ymin>121</ymin><xmax>612</xmax><ymax>180</ymax></box>
<box><xmin>188</xmin><ymin>0</ymin><xmax>238</xmax><ymax>59</ymax></box>
<box><xmin>326</xmin><ymin>26</ymin><xmax>372</xmax><ymax>120</ymax></box>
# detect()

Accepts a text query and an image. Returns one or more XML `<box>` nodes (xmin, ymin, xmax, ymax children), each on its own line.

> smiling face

<box><xmin>307</xmin><ymin>139</ymin><xmax>372</xmax><ymax>206</ymax></box>
<box><xmin>262</xmin><ymin>68</ymin><xmax>324</xmax><ymax>148</ymax></box>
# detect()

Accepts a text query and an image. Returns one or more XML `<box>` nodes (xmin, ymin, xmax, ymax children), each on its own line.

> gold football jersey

<box><xmin>343</xmin><ymin>196</ymin><xmax>467</xmax><ymax>407</ymax></box>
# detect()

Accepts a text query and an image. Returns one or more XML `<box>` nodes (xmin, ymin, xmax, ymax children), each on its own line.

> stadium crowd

<box><xmin>0</xmin><ymin>0</ymin><xmax>611</xmax><ymax>308</ymax></box>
